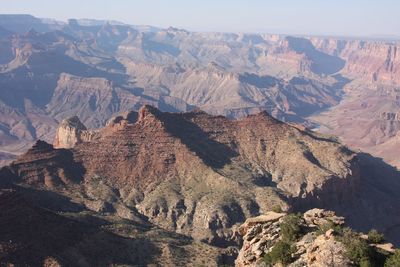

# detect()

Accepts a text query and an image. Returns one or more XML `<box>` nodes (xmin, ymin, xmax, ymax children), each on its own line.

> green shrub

<box><xmin>280</xmin><ymin>213</ymin><xmax>302</xmax><ymax>242</ymax></box>
<box><xmin>316</xmin><ymin>220</ymin><xmax>342</xmax><ymax>236</ymax></box>
<box><xmin>385</xmin><ymin>250</ymin><xmax>400</xmax><ymax>267</ymax></box>
<box><xmin>339</xmin><ymin>228</ymin><xmax>374</xmax><ymax>266</ymax></box>
<box><xmin>263</xmin><ymin>240</ymin><xmax>294</xmax><ymax>266</ymax></box>
<box><xmin>271</xmin><ymin>205</ymin><xmax>282</xmax><ymax>213</ymax></box>
<box><xmin>368</xmin><ymin>229</ymin><xmax>385</xmax><ymax>244</ymax></box>
<box><xmin>359</xmin><ymin>257</ymin><xmax>374</xmax><ymax>267</ymax></box>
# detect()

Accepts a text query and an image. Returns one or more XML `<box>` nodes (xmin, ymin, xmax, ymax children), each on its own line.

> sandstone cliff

<box><xmin>53</xmin><ymin>116</ymin><xmax>95</xmax><ymax>149</ymax></box>
<box><xmin>311</xmin><ymin>38</ymin><xmax>400</xmax><ymax>86</ymax></box>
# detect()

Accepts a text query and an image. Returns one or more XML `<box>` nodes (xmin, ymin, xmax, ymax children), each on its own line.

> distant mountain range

<box><xmin>0</xmin><ymin>14</ymin><xmax>399</xmax><ymax>169</ymax></box>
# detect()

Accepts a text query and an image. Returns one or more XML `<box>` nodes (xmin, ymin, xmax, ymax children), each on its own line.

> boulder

<box><xmin>306</xmin><ymin>231</ymin><xmax>350</xmax><ymax>267</ymax></box>
<box><xmin>303</xmin><ymin>209</ymin><xmax>345</xmax><ymax>227</ymax></box>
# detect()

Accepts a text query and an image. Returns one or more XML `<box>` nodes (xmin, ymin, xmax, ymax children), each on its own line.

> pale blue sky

<box><xmin>1</xmin><ymin>0</ymin><xmax>399</xmax><ymax>36</ymax></box>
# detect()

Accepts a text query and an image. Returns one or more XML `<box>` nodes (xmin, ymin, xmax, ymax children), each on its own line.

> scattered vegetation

<box><xmin>263</xmin><ymin>240</ymin><xmax>295</xmax><ymax>267</ymax></box>
<box><xmin>385</xmin><ymin>250</ymin><xmax>400</xmax><ymax>267</ymax></box>
<box><xmin>263</xmin><ymin>213</ymin><xmax>302</xmax><ymax>266</ymax></box>
<box><xmin>340</xmin><ymin>228</ymin><xmax>373</xmax><ymax>265</ymax></box>
<box><xmin>271</xmin><ymin>205</ymin><xmax>283</xmax><ymax>213</ymax></box>
<box><xmin>368</xmin><ymin>229</ymin><xmax>385</xmax><ymax>244</ymax></box>
<box><xmin>359</xmin><ymin>257</ymin><xmax>374</xmax><ymax>267</ymax></box>
<box><xmin>263</xmin><ymin>213</ymin><xmax>394</xmax><ymax>267</ymax></box>
<box><xmin>316</xmin><ymin>220</ymin><xmax>343</xmax><ymax>236</ymax></box>
<box><xmin>280</xmin><ymin>213</ymin><xmax>303</xmax><ymax>242</ymax></box>
<box><xmin>337</xmin><ymin>227</ymin><xmax>389</xmax><ymax>267</ymax></box>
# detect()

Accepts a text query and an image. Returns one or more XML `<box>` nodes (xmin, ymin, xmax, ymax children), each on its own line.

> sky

<box><xmin>1</xmin><ymin>0</ymin><xmax>400</xmax><ymax>37</ymax></box>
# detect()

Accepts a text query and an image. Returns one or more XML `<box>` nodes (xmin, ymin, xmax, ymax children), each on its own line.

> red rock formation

<box><xmin>311</xmin><ymin>38</ymin><xmax>400</xmax><ymax>86</ymax></box>
<box><xmin>1</xmin><ymin>106</ymin><xmax>373</xmax><ymax>246</ymax></box>
<box><xmin>2</xmin><ymin>105</ymin><xmax>400</xmax><ymax>261</ymax></box>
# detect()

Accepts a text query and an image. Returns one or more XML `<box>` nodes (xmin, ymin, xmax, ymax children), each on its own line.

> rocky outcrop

<box><xmin>236</xmin><ymin>210</ymin><xmax>350</xmax><ymax>267</ymax></box>
<box><xmin>302</xmin><ymin>230</ymin><xmax>350</xmax><ymax>267</ymax></box>
<box><xmin>53</xmin><ymin>116</ymin><xmax>86</xmax><ymax>148</ymax></box>
<box><xmin>238</xmin><ymin>213</ymin><xmax>286</xmax><ymax>236</ymax></box>
<box><xmin>236</xmin><ymin>212</ymin><xmax>285</xmax><ymax>266</ymax></box>
<box><xmin>53</xmin><ymin>116</ymin><xmax>98</xmax><ymax>149</ymax></box>
<box><xmin>303</xmin><ymin>208</ymin><xmax>345</xmax><ymax>227</ymax></box>
<box><xmin>106</xmin><ymin>110</ymin><xmax>138</xmax><ymax>127</ymax></box>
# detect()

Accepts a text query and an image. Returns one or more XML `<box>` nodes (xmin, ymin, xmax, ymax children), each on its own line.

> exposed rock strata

<box><xmin>53</xmin><ymin>116</ymin><xmax>98</xmax><ymax>149</ymax></box>
<box><xmin>1</xmin><ymin>15</ymin><xmax>400</xmax><ymax>169</ymax></box>
<box><xmin>2</xmin><ymin>106</ymin><xmax>400</xmax><ymax>265</ymax></box>
<box><xmin>3</xmin><ymin>106</ymin><xmax>400</xmax><ymax>247</ymax></box>
<box><xmin>236</xmin><ymin>210</ymin><xmax>350</xmax><ymax>267</ymax></box>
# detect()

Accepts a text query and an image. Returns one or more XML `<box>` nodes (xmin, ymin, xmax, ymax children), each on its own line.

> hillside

<box><xmin>1</xmin><ymin>106</ymin><xmax>400</xmax><ymax>265</ymax></box>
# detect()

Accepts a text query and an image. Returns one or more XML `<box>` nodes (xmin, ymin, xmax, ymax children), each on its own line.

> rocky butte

<box><xmin>1</xmin><ymin>105</ymin><xmax>400</xmax><ymax>266</ymax></box>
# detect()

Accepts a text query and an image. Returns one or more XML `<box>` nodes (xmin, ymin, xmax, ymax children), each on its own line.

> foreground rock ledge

<box><xmin>235</xmin><ymin>209</ymin><xmax>394</xmax><ymax>267</ymax></box>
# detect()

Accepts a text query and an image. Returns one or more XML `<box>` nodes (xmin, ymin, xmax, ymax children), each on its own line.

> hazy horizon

<box><xmin>1</xmin><ymin>0</ymin><xmax>400</xmax><ymax>38</ymax></box>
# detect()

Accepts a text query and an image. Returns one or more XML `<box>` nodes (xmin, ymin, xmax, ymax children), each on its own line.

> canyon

<box><xmin>0</xmin><ymin>15</ymin><xmax>399</xmax><ymax>169</ymax></box>
<box><xmin>1</xmin><ymin>14</ymin><xmax>400</xmax><ymax>266</ymax></box>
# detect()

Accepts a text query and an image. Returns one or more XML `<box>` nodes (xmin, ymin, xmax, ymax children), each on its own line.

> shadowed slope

<box><xmin>0</xmin><ymin>189</ymin><xmax>163</xmax><ymax>267</ymax></box>
<box><xmin>1</xmin><ymin>106</ymin><xmax>376</xmax><ymax>248</ymax></box>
